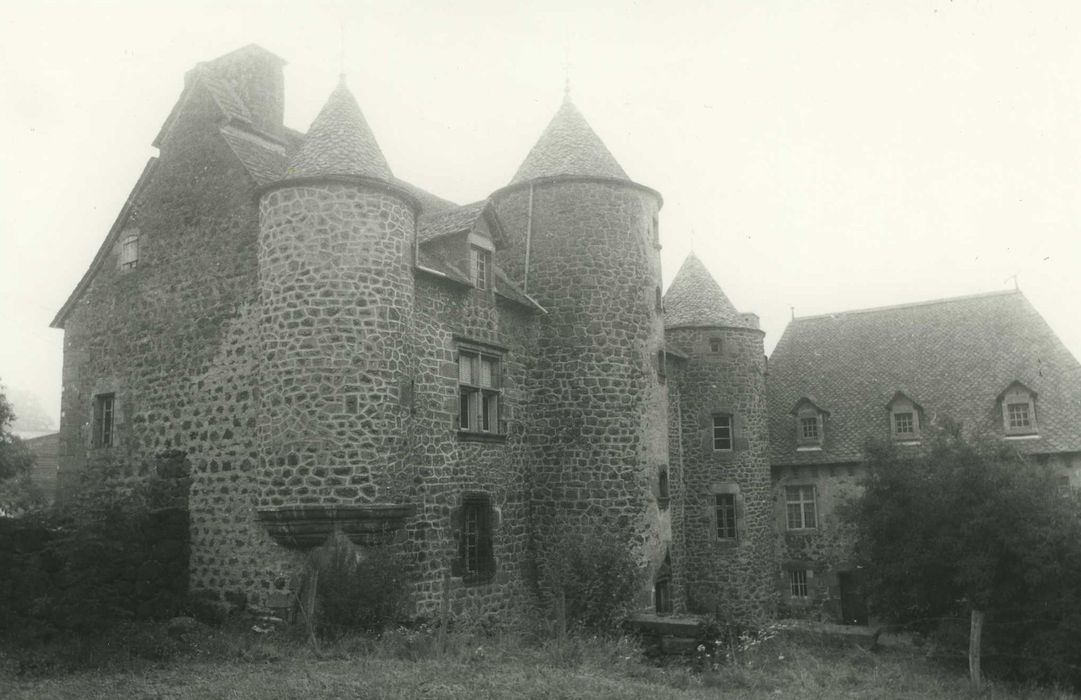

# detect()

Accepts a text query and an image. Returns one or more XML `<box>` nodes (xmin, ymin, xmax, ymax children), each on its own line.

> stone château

<box><xmin>51</xmin><ymin>45</ymin><xmax>1081</xmax><ymax>624</ymax></box>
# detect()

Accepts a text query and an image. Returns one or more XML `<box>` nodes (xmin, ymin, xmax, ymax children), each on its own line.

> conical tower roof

<box><xmin>664</xmin><ymin>253</ymin><xmax>742</xmax><ymax>328</ymax></box>
<box><xmin>287</xmin><ymin>78</ymin><xmax>392</xmax><ymax>180</ymax></box>
<box><xmin>511</xmin><ymin>96</ymin><xmax>629</xmax><ymax>184</ymax></box>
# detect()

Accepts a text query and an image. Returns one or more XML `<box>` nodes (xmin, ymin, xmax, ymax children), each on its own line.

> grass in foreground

<box><xmin>0</xmin><ymin>622</ymin><xmax>1077</xmax><ymax>699</ymax></box>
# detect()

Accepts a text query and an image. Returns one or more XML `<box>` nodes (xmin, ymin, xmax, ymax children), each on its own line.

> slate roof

<box><xmin>418</xmin><ymin>201</ymin><xmax>487</xmax><ymax>243</ymax></box>
<box><xmin>767</xmin><ymin>290</ymin><xmax>1081</xmax><ymax>466</ymax></box>
<box><xmin>664</xmin><ymin>253</ymin><xmax>745</xmax><ymax>328</ymax></box>
<box><xmin>219</xmin><ymin>125</ymin><xmax>289</xmax><ymax>185</ymax></box>
<box><xmin>511</xmin><ymin>96</ymin><xmax>629</xmax><ymax>184</ymax></box>
<box><xmin>286</xmin><ymin>79</ymin><xmax>392</xmax><ymax>180</ymax></box>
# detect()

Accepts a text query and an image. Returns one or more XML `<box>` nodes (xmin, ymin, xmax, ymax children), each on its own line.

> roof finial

<box><xmin>563</xmin><ymin>51</ymin><xmax>571</xmax><ymax>99</ymax></box>
<box><xmin>689</xmin><ymin>228</ymin><xmax>696</xmax><ymax>251</ymax></box>
<box><xmin>338</xmin><ymin>19</ymin><xmax>347</xmax><ymax>82</ymax></box>
<box><xmin>790</xmin><ymin>305</ymin><xmax>796</xmax><ymax>321</ymax></box>
<box><xmin>1004</xmin><ymin>272</ymin><xmax>1019</xmax><ymax>291</ymax></box>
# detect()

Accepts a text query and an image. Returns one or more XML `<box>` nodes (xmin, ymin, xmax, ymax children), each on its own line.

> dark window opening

<box><xmin>455</xmin><ymin>494</ymin><xmax>495</xmax><ymax>583</ymax></box>
<box><xmin>657</xmin><ymin>349</ymin><xmax>666</xmax><ymax>382</ymax></box>
<box><xmin>800</xmin><ymin>415</ymin><xmax>820</xmax><ymax>442</ymax></box>
<box><xmin>658</xmin><ymin>467</ymin><xmax>669</xmax><ymax>506</ymax></box>
<box><xmin>709</xmin><ymin>338</ymin><xmax>722</xmax><ymax>354</ymax></box>
<box><xmin>789</xmin><ymin>569</ymin><xmax>809</xmax><ymax>599</ymax></box>
<box><xmin>654</xmin><ymin>577</ymin><xmax>672</xmax><ymax>614</ymax></box>
<box><xmin>93</xmin><ymin>393</ymin><xmax>115</xmax><ymax>448</ymax></box>
<box><xmin>715</xmin><ymin>493</ymin><xmax>737</xmax><ymax>539</ymax></box>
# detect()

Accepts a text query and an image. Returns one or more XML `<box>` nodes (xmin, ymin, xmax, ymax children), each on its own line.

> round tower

<box><xmin>664</xmin><ymin>253</ymin><xmax>774</xmax><ymax>623</ymax></box>
<box><xmin>491</xmin><ymin>95</ymin><xmax>670</xmax><ymax>605</ymax></box>
<box><xmin>255</xmin><ymin>79</ymin><xmax>418</xmax><ymax>513</ymax></box>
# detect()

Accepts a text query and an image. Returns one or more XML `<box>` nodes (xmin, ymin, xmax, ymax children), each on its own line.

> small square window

<box><xmin>709</xmin><ymin>338</ymin><xmax>722</xmax><ymax>354</ymax></box>
<box><xmin>1007</xmin><ymin>403</ymin><xmax>1031</xmax><ymax>429</ymax></box>
<box><xmin>470</xmin><ymin>246</ymin><xmax>491</xmax><ymax>290</ymax></box>
<box><xmin>789</xmin><ymin>569</ymin><xmax>809</xmax><ymax>599</ymax></box>
<box><xmin>715</xmin><ymin>493</ymin><xmax>737</xmax><ymax>539</ymax></box>
<box><xmin>894</xmin><ymin>412</ymin><xmax>914</xmax><ymax>435</ymax></box>
<box><xmin>712</xmin><ymin>415</ymin><xmax>732</xmax><ymax>451</ymax></box>
<box><xmin>785</xmin><ymin>485</ymin><xmax>816</xmax><ymax>530</ymax></box>
<box><xmin>658</xmin><ymin>467</ymin><xmax>669</xmax><ymax>503</ymax></box>
<box><xmin>93</xmin><ymin>393</ymin><xmax>115</xmax><ymax>448</ymax></box>
<box><xmin>800</xmin><ymin>416</ymin><xmax>819</xmax><ymax>441</ymax></box>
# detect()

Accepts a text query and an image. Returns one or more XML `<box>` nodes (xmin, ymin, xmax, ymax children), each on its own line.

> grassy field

<box><xmin>1</xmin><ymin>623</ymin><xmax>1076</xmax><ymax>699</ymax></box>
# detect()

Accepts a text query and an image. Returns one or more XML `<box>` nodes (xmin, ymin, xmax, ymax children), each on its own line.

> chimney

<box><xmin>207</xmin><ymin>44</ymin><xmax>286</xmax><ymax>136</ymax></box>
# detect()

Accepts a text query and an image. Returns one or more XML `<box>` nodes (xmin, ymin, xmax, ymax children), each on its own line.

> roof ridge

<box><xmin>794</xmin><ymin>289</ymin><xmax>1022</xmax><ymax>322</ymax></box>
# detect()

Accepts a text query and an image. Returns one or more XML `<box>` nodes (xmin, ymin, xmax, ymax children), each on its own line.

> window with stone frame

<box><xmin>712</xmin><ymin>414</ymin><xmax>733</xmax><ymax>451</ymax></box>
<box><xmin>800</xmin><ymin>416</ymin><xmax>820</xmax><ymax>441</ymax></box>
<box><xmin>709</xmin><ymin>338</ymin><xmax>723</xmax><ymax>354</ymax></box>
<box><xmin>119</xmin><ymin>230</ymin><xmax>139</xmax><ymax>271</ymax></box>
<box><xmin>470</xmin><ymin>245</ymin><xmax>491</xmax><ymax>290</ymax></box>
<box><xmin>93</xmin><ymin>393</ymin><xmax>115</xmax><ymax>448</ymax></box>
<box><xmin>452</xmin><ymin>493</ymin><xmax>495</xmax><ymax>583</ymax></box>
<box><xmin>789</xmin><ymin>569</ymin><xmax>809</xmax><ymax>599</ymax></box>
<box><xmin>785</xmin><ymin>485</ymin><xmax>817</xmax><ymax>530</ymax></box>
<box><xmin>458</xmin><ymin>347</ymin><xmax>502</xmax><ymax>435</ymax></box>
<box><xmin>715</xmin><ymin>493</ymin><xmax>737</xmax><ymax>540</ymax></box>
<box><xmin>658</xmin><ymin>466</ymin><xmax>670</xmax><ymax>507</ymax></box>
<box><xmin>1000</xmin><ymin>382</ymin><xmax>1038</xmax><ymax>436</ymax></box>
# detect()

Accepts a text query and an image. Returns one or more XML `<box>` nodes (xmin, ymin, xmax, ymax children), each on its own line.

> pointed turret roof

<box><xmin>664</xmin><ymin>253</ymin><xmax>742</xmax><ymax>328</ymax></box>
<box><xmin>287</xmin><ymin>78</ymin><xmax>392</xmax><ymax>180</ymax></box>
<box><xmin>511</xmin><ymin>96</ymin><xmax>629</xmax><ymax>184</ymax></box>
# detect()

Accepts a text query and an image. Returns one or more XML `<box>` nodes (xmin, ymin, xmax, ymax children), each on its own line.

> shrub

<box><xmin>535</xmin><ymin>512</ymin><xmax>643</xmax><ymax>635</ymax></box>
<box><xmin>307</xmin><ymin>531</ymin><xmax>412</xmax><ymax>638</ymax></box>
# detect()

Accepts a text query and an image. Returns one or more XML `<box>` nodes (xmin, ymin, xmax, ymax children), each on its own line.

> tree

<box><xmin>845</xmin><ymin>421</ymin><xmax>1081</xmax><ymax>688</ymax></box>
<box><xmin>0</xmin><ymin>382</ymin><xmax>42</xmax><ymax>515</ymax></box>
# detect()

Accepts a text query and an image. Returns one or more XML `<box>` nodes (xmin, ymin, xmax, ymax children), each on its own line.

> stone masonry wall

<box><xmin>407</xmin><ymin>273</ymin><xmax>536</xmax><ymax>618</ymax></box>
<box><xmin>774</xmin><ymin>462</ymin><xmax>863</xmax><ymax>622</ymax></box>
<box><xmin>56</xmin><ymin>80</ymin><xmax>283</xmax><ymax>607</ymax></box>
<box><xmin>493</xmin><ymin>180</ymin><xmax>669</xmax><ymax>606</ymax></box>
<box><xmin>667</xmin><ymin>326</ymin><xmax>774</xmax><ymax>623</ymax></box>
<box><xmin>256</xmin><ymin>182</ymin><xmax>416</xmax><ymax>508</ymax></box>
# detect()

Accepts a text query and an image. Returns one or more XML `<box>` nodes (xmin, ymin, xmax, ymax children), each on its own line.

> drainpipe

<box><xmin>524</xmin><ymin>183</ymin><xmax>534</xmax><ymax>294</ymax></box>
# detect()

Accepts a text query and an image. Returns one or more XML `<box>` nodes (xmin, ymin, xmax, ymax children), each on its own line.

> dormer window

<box><xmin>999</xmin><ymin>381</ymin><xmax>1038</xmax><ymax>437</ymax></box>
<box><xmin>470</xmin><ymin>246</ymin><xmax>491</xmax><ymax>290</ymax></box>
<box><xmin>790</xmin><ymin>397</ymin><xmax>827</xmax><ymax>449</ymax></box>
<box><xmin>886</xmin><ymin>392</ymin><xmax>922</xmax><ymax>443</ymax></box>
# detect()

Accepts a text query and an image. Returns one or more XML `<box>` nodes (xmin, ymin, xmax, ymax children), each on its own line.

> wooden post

<box><xmin>969</xmin><ymin>608</ymin><xmax>984</xmax><ymax>688</ymax></box>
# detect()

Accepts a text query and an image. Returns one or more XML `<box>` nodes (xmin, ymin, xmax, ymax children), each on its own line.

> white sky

<box><xmin>2</xmin><ymin>0</ymin><xmax>1080</xmax><ymax>427</ymax></box>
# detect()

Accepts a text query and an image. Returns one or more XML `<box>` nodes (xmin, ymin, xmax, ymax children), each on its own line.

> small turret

<box><xmin>492</xmin><ymin>93</ymin><xmax>670</xmax><ymax>608</ymax></box>
<box><xmin>255</xmin><ymin>79</ymin><xmax>417</xmax><ymax>512</ymax></box>
<box><xmin>665</xmin><ymin>253</ymin><xmax>773</xmax><ymax>623</ymax></box>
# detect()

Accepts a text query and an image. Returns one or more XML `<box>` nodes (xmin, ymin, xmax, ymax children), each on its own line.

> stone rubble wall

<box><xmin>256</xmin><ymin>182</ymin><xmax>416</xmax><ymax>509</ymax></box>
<box><xmin>667</xmin><ymin>325</ymin><xmax>775</xmax><ymax>623</ymax></box>
<box><xmin>55</xmin><ymin>81</ymin><xmax>284</xmax><ymax>608</ymax></box>
<box><xmin>493</xmin><ymin>179</ymin><xmax>670</xmax><ymax>607</ymax></box>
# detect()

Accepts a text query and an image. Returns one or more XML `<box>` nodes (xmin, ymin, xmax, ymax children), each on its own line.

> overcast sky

<box><xmin>2</xmin><ymin>0</ymin><xmax>1079</xmax><ymax>427</ymax></box>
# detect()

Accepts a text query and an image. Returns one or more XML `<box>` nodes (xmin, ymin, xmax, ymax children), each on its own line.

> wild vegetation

<box><xmin>845</xmin><ymin>422</ymin><xmax>1081</xmax><ymax>689</ymax></box>
<box><xmin>0</xmin><ymin>383</ymin><xmax>44</xmax><ymax>516</ymax></box>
